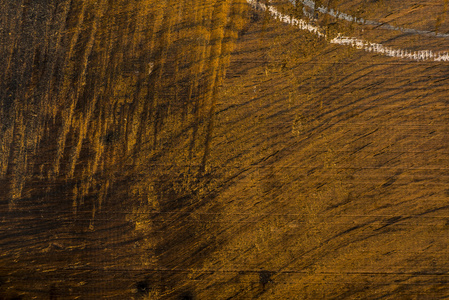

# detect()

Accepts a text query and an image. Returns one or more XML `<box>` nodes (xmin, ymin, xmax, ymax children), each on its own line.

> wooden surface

<box><xmin>2</xmin><ymin>0</ymin><xmax>449</xmax><ymax>299</ymax></box>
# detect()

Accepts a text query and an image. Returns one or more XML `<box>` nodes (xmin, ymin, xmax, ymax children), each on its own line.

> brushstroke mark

<box><xmin>247</xmin><ymin>0</ymin><xmax>449</xmax><ymax>61</ymax></box>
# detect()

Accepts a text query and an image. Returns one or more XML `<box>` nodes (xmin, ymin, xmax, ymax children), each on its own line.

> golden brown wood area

<box><xmin>2</xmin><ymin>0</ymin><xmax>449</xmax><ymax>299</ymax></box>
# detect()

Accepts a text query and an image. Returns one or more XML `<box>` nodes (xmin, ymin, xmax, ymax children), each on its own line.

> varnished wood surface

<box><xmin>2</xmin><ymin>0</ymin><xmax>449</xmax><ymax>299</ymax></box>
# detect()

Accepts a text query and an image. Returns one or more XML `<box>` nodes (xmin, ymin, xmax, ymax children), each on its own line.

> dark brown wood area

<box><xmin>2</xmin><ymin>0</ymin><xmax>449</xmax><ymax>299</ymax></box>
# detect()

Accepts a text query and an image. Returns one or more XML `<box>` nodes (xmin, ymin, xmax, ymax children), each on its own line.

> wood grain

<box><xmin>1</xmin><ymin>0</ymin><xmax>449</xmax><ymax>299</ymax></box>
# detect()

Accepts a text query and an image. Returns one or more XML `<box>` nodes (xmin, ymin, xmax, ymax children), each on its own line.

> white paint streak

<box><xmin>255</xmin><ymin>1</ymin><xmax>325</xmax><ymax>37</ymax></box>
<box><xmin>246</xmin><ymin>0</ymin><xmax>449</xmax><ymax>62</ymax></box>
<box><xmin>293</xmin><ymin>0</ymin><xmax>449</xmax><ymax>38</ymax></box>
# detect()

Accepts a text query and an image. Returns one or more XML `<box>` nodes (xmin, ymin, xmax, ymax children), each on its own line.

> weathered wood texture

<box><xmin>2</xmin><ymin>0</ymin><xmax>449</xmax><ymax>299</ymax></box>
